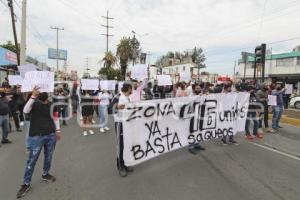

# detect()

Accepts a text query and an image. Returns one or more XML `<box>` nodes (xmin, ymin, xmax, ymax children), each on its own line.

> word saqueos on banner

<box><xmin>119</xmin><ymin>92</ymin><xmax>250</xmax><ymax>166</ymax></box>
<box><xmin>21</xmin><ymin>71</ymin><xmax>54</xmax><ymax>92</ymax></box>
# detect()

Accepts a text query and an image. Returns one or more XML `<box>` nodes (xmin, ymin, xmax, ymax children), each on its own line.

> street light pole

<box><xmin>50</xmin><ymin>26</ymin><xmax>64</xmax><ymax>72</ymax></box>
<box><xmin>20</xmin><ymin>0</ymin><xmax>27</xmax><ymax>65</ymax></box>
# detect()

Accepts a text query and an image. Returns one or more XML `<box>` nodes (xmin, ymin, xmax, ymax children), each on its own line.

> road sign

<box><xmin>48</xmin><ymin>48</ymin><xmax>67</xmax><ymax>60</ymax></box>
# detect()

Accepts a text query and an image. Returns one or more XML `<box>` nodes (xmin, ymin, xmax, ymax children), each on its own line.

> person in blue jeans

<box><xmin>17</xmin><ymin>87</ymin><xmax>61</xmax><ymax>199</ymax></box>
<box><xmin>98</xmin><ymin>90</ymin><xmax>111</xmax><ymax>133</ymax></box>
<box><xmin>245</xmin><ymin>85</ymin><xmax>263</xmax><ymax>140</ymax></box>
<box><xmin>271</xmin><ymin>84</ymin><xmax>286</xmax><ymax>131</ymax></box>
<box><xmin>0</xmin><ymin>91</ymin><xmax>11</xmax><ymax>145</ymax></box>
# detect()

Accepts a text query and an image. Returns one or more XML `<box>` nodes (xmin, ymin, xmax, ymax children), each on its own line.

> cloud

<box><xmin>0</xmin><ymin>0</ymin><xmax>300</xmax><ymax>76</ymax></box>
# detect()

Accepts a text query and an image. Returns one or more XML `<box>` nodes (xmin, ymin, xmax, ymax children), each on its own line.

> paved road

<box><xmin>1</xmin><ymin>116</ymin><xmax>300</xmax><ymax>200</ymax></box>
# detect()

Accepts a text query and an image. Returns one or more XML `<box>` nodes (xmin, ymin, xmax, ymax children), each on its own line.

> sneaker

<box><xmin>246</xmin><ymin>135</ymin><xmax>254</xmax><ymax>140</ymax></box>
<box><xmin>17</xmin><ymin>184</ymin><xmax>31</xmax><ymax>198</ymax></box>
<box><xmin>278</xmin><ymin>126</ymin><xmax>283</xmax><ymax>128</ymax></box>
<box><xmin>230</xmin><ymin>140</ymin><xmax>240</xmax><ymax>145</ymax></box>
<box><xmin>221</xmin><ymin>139</ymin><xmax>228</xmax><ymax>145</ymax></box>
<box><xmin>20</xmin><ymin>121</ymin><xmax>24</xmax><ymax>127</ymax></box>
<box><xmin>83</xmin><ymin>131</ymin><xmax>88</xmax><ymax>136</ymax></box>
<box><xmin>92</xmin><ymin>119</ymin><xmax>96</xmax><ymax>124</ymax></box>
<box><xmin>257</xmin><ymin>129</ymin><xmax>264</xmax><ymax>135</ymax></box>
<box><xmin>16</xmin><ymin>128</ymin><xmax>22</xmax><ymax>132</ymax></box>
<box><xmin>100</xmin><ymin>128</ymin><xmax>105</xmax><ymax>133</ymax></box>
<box><xmin>125</xmin><ymin>166</ymin><xmax>134</xmax><ymax>172</ymax></box>
<box><xmin>41</xmin><ymin>174</ymin><xmax>56</xmax><ymax>183</ymax></box>
<box><xmin>195</xmin><ymin>144</ymin><xmax>206</xmax><ymax>151</ymax></box>
<box><xmin>255</xmin><ymin>134</ymin><xmax>264</xmax><ymax>139</ymax></box>
<box><xmin>1</xmin><ymin>139</ymin><xmax>12</xmax><ymax>144</ymax></box>
<box><xmin>104</xmin><ymin>127</ymin><xmax>110</xmax><ymax>131</ymax></box>
<box><xmin>267</xmin><ymin>128</ymin><xmax>273</xmax><ymax>133</ymax></box>
<box><xmin>188</xmin><ymin>148</ymin><xmax>198</xmax><ymax>155</ymax></box>
<box><xmin>118</xmin><ymin>167</ymin><xmax>128</xmax><ymax>177</ymax></box>
<box><xmin>89</xmin><ymin>130</ymin><xmax>95</xmax><ymax>135</ymax></box>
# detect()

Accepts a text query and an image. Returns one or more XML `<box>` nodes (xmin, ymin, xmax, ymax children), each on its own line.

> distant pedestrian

<box><xmin>0</xmin><ymin>91</ymin><xmax>11</xmax><ymax>146</ymax></box>
<box><xmin>271</xmin><ymin>84</ymin><xmax>286</xmax><ymax>130</ymax></box>
<box><xmin>98</xmin><ymin>90</ymin><xmax>110</xmax><ymax>133</ymax></box>
<box><xmin>80</xmin><ymin>90</ymin><xmax>95</xmax><ymax>136</ymax></box>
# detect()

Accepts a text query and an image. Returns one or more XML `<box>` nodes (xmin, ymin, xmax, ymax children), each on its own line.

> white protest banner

<box><xmin>21</xmin><ymin>71</ymin><xmax>54</xmax><ymax>92</ymax></box>
<box><xmin>8</xmin><ymin>75</ymin><xmax>23</xmax><ymax>85</ymax></box>
<box><xmin>81</xmin><ymin>79</ymin><xmax>99</xmax><ymax>90</ymax></box>
<box><xmin>285</xmin><ymin>84</ymin><xmax>293</xmax><ymax>94</ymax></box>
<box><xmin>179</xmin><ymin>71</ymin><xmax>191</xmax><ymax>82</ymax></box>
<box><xmin>18</xmin><ymin>64</ymin><xmax>37</xmax><ymax>78</ymax></box>
<box><xmin>100</xmin><ymin>80</ymin><xmax>116</xmax><ymax>91</ymax></box>
<box><xmin>130</xmin><ymin>65</ymin><xmax>148</xmax><ymax>80</ymax></box>
<box><xmin>119</xmin><ymin>92</ymin><xmax>250</xmax><ymax>166</ymax></box>
<box><xmin>157</xmin><ymin>75</ymin><xmax>172</xmax><ymax>86</ymax></box>
<box><xmin>268</xmin><ymin>95</ymin><xmax>277</xmax><ymax>106</ymax></box>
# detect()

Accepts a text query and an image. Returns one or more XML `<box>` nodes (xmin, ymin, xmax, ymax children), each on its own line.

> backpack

<box><xmin>108</xmin><ymin>93</ymin><xmax>120</xmax><ymax>115</ymax></box>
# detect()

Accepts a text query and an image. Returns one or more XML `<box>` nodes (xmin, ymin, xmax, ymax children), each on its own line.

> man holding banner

<box><xmin>114</xmin><ymin>82</ymin><xmax>134</xmax><ymax>177</ymax></box>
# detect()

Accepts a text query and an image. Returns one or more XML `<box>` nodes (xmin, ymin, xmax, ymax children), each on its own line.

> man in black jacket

<box><xmin>0</xmin><ymin>91</ymin><xmax>11</xmax><ymax>145</ymax></box>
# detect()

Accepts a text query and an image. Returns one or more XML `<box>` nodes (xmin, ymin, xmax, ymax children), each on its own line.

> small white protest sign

<box><xmin>81</xmin><ymin>79</ymin><xmax>99</xmax><ymax>90</ymax></box>
<box><xmin>18</xmin><ymin>64</ymin><xmax>37</xmax><ymax>78</ymax></box>
<box><xmin>8</xmin><ymin>75</ymin><xmax>23</xmax><ymax>85</ymax></box>
<box><xmin>180</xmin><ymin>71</ymin><xmax>191</xmax><ymax>82</ymax></box>
<box><xmin>157</xmin><ymin>75</ymin><xmax>172</xmax><ymax>86</ymax></box>
<box><xmin>268</xmin><ymin>95</ymin><xmax>277</xmax><ymax>106</ymax></box>
<box><xmin>21</xmin><ymin>71</ymin><xmax>54</xmax><ymax>92</ymax></box>
<box><xmin>285</xmin><ymin>84</ymin><xmax>293</xmax><ymax>94</ymax></box>
<box><xmin>100</xmin><ymin>80</ymin><xmax>116</xmax><ymax>91</ymax></box>
<box><xmin>130</xmin><ymin>65</ymin><xmax>148</xmax><ymax>80</ymax></box>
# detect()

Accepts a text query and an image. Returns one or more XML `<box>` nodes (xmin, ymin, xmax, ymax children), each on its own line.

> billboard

<box><xmin>48</xmin><ymin>48</ymin><xmax>67</xmax><ymax>60</ymax></box>
<box><xmin>0</xmin><ymin>47</ymin><xmax>17</xmax><ymax>66</ymax></box>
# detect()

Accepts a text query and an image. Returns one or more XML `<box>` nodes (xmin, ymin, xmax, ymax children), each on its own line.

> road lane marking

<box><xmin>250</xmin><ymin>142</ymin><xmax>300</xmax><ymax>162</ymax></box>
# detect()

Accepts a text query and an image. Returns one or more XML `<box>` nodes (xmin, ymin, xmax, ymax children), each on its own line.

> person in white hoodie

<box><xmin>98</xmin><ymin>90</ymin><xmax>111</xmax><ymax>133</ymax></box>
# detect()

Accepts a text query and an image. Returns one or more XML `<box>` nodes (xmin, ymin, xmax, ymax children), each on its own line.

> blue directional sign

<box><xmin>48</xmin><ymin>48</ymin><xmax>67</xmax><ymax>60</ymax></box>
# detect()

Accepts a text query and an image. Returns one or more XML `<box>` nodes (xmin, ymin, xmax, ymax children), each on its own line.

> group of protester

<box><xmin>0</xmin><ymin>77</ymin><xmax>293</xmax><ymax>198</ymax></box>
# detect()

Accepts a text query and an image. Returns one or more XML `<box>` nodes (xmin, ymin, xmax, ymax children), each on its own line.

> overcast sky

<box><xmin>1</xmin><ymin>0</ymin><xmax>300</xmax><ymax>76</ymax></box>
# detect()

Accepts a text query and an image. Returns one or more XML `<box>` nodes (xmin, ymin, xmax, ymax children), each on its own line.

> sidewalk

<box><xmin>269</xmin><ymin>109</ymin><xmax>300</xmax><ymax>128</ymax></box>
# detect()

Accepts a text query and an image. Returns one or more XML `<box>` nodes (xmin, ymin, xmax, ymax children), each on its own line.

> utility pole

<box><xmin>20</xmin><ymin>0</ymin><xmax>27</xmax><ymax>65</ymax></box>
<box><xmin>147</xmin><ymin>51</ymin><xmax>152</xmax><ymax>79</ymax></box>
<box><xmin>85</xmin><ymin>57</ymin><xmax>91</xmax><ymax>73</ymax></box>
<box><xmin>7</xmin><ymin>0</ymin><xmax>20</xmax><ymax>65</ymax></box>
<box><xmin>101</xmin><ymin>10</ymin><xmax>113</xmax><ymax>53</ymax></box>
<box><xmin>233</xmin><ymin>61</ymin><xmax>236</xmax><ymax>81</ymax></box>
<box><xmin>50</xmin><ymin>26</ymin><xmax>64</xmax><ymax>72</ymax></box>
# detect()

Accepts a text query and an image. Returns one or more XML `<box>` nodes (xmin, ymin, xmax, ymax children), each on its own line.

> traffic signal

<box><xmin>253</xmin><ymin>44</ymin><xmax>266</xmax><ymax>82</ymax></box>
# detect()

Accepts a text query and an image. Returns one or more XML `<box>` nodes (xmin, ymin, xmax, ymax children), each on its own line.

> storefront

<box><xmin>0</xmin><ymin>47</ymin><xmax>18</xmax><ymax>84</ymax></box>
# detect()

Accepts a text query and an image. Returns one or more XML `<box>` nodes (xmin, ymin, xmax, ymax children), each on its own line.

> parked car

<box><xmin>289</xmin><ymin>96</ymin><xmax>300</xmax><ymax>109</ymax></box>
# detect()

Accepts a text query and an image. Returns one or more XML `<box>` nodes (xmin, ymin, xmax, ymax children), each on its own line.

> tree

<box><xmin>130</xmin><ymin>36</ymin><xmax>141</xmax><ymax>65</ymax></box>
<box><xmin>0</xmin><ymin>41</ymin><xmax>19</xmax><ymax>53</ymax></box>
<box><xmin>116</xmin><ymin>37</ymin><xmax>133</xmax><ymax>80</ymax></box>
<box><xmin>101</xmin><ymin>51</ymin><xmax>117</xmax><ymax>69</ymax></box>
<box><xmin>98</xmin><ymin>66</ymin><xmax>122</xmax><ymax>80</ymax></box>
<box><xmin>191</xmin><ymin>47</ymin><xmax>206</xmax><ymax>65</ymax></box>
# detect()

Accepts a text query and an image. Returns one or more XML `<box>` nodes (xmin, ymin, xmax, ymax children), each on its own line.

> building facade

<box><xmin>236</xmin><ymin>47</ymin><xmax>300</xmax><ymax>87</ymax></box>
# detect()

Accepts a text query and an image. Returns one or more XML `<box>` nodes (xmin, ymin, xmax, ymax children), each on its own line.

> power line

<box><xmin>101</xmin><ymin>10</ymin><xmax>114</xmax><ymax>53</ymax></box>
